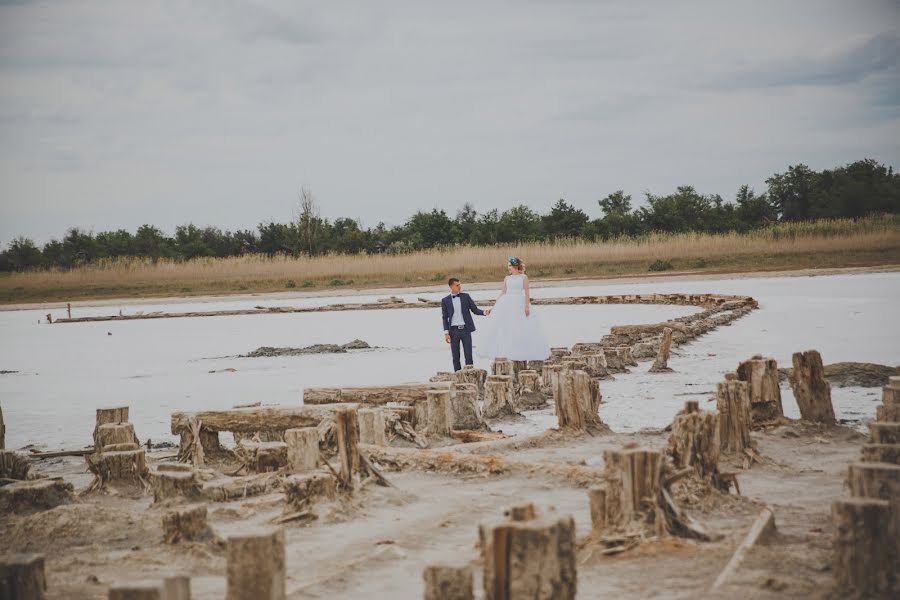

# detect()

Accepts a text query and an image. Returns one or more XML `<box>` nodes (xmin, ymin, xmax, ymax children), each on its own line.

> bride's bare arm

<box><xmin>524</xmin><ymin>276</ymin><xmax>531</xmax><ymax>316</ymax></box>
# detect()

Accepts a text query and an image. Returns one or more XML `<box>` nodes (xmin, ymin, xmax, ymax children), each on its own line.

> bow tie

<box><xmin>451</xmin><ymin>294</ymin><xmax>460</xmax><ymax>298</ymax></box>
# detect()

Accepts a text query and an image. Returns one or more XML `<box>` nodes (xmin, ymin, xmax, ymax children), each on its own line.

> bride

<box><xmin>477</xmin><ymin>257</ymin><xmax>551</xmax><ymax>361</ymax></box>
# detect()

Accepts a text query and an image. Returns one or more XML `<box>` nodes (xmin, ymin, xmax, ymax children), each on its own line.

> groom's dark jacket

<box><xmin>441</xmin><ymin>293</ymin><xmax>485</xmax><ymax>333</ymax></box>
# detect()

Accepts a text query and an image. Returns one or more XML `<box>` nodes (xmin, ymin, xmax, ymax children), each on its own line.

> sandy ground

<box><xmin>1</xmin><ymin>421</ymin><xmax>865</xmax><ymax>599</ymax></box>
<box><xmin>3</xmin><ymin>264</ymin><xmax>898</xmax><ymax>312</ymax></box>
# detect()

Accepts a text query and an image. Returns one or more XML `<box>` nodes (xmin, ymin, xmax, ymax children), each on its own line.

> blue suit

<box><xmin>441</xmin><ymin>292</ymin><xmax>485</xmax><ymax>371</ymax></box>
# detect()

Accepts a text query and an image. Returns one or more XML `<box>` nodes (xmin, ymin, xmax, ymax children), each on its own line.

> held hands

<box><xmin>524</xmin><ymin>305</ymin><xmax>530</xmax><ymax>317</ymax></box>
<box><xmin>485</xmin><ymin>309</ymin><xmax>491</xmax><ymax>316</ymax></box>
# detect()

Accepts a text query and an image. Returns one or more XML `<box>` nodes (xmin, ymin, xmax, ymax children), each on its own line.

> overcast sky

<box><xmin>1</xmin><ymin>1</ymin><xmax>898</xmax><ymax>243</ymax></box>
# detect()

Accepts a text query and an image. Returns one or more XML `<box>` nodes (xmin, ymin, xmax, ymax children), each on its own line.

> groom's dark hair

<box><xmin>448</xmin><ymin>278</ymin><xmax>460</xmax><ymax>287</ymax></box>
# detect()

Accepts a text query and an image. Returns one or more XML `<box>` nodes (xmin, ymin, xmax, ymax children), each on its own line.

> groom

<box><xmin>441</xmin><ymin>278</ymin><xmax>490</xmax><ymax>372</ymax></box>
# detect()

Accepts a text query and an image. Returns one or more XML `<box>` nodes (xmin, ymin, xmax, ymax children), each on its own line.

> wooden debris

<box><xmin>710</xmin><ymin>506</ymin><xmax>776</xmax><ymax>591</ymax></box>
<box><xmin>226</xmin><ymin>528</ymin><xmax>286</xmax><ymax>600</ymax></box>
<box><xmin>667</xmin><ymin>401</ymin><xmax>721</xmax><ymax>483</ymax></box>
<box><xmin>423</xmin><ymin>564</ymin><xmax>473</xmax><ymax>600</ymax></box>
<box><xmin>283</xmin><ymin>472</ymin><xmax>337</xmax><ymax>511</ymax></box>
<box><xmin>483</xmin><ymin>375</ymin><xmax>515</xmax><ymax>419</ymax></box>
<box><xmin>336</xmin><ymin>407</ymin><xmax>362</xmax><ymax>489</ymax></box>
<box><xmin>0</xmin><ymin>554</ymin><xmax>46</xmax><ymax>600</ymax></box>
<box><xmin>717</xmin><ymin>379</ymin><xmax>752</xmax><ymax>454</ymax></box>
<box><xmin>27</xmin><ymin>448</ymin><xmax>95</xmax><ymax>460</ymax></box>
<box><xmin>284</xmin><ymin>428</ymin><xmax>319</xmax><ymax>472</ymax></box>
<box><xmin>790</xmin><ymin>350</ymin><xmax>836</xmax><ymax>424</ymax></box>
<box><xmin>0</xmin><ymin>478</ymin><xmax>74</xmax><ymax>513</ymax></box>
<box><xmin>736</xmin><ymin>355</ymin><xmax>784</xmax><ymax>424</ymax></box>
<box><xmin>303</xmin><ymin>383</ymin><xmax>449</xmax><ymax>405</ymax></box>
<box><xmin>648</xmin><ymin>327</ymin><xmax>673</xmax><ymax>372</ymax></box>
<box><xmin>236</xmin><ymin>441</ymin><xmax>288</xmax><ymax>473</ymax></box>
<box><xmin>0</xmin><ymin>450</ymin><xmax>31</xmax><ymax>480</ymax></box>
<box><xmin>150</xmin><ymin>469</ymin><xmax>201</xmax><ymax>503</ymax></box>
<box><xmin>832</xmin><ymin>498</ymin><xmax>897</xmax><ymax>596</ymax></box>
<box><xmin>357</xmin><ymin>408</ymin><xmax>387</xmax><ymax>445</ymax></box>
<box><xmin>162</xmin><ymin>504</ymin><xmax>211</xmax><ymax>544</ymax></box>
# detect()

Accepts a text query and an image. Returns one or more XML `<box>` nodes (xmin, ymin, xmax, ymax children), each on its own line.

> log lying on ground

<box><xmin>171</xmin><ymin>404</ymin><xmax>354</xmax><ymax>435</ymax></box>
<box><xmin>648</xmin><ymin>327</ymin><xmax>674</xmax><ymax>373</ymax></box>
<box><xmin>162</xmin><ymin>504</ymin><xmax>211</xmax><ymax>544</ymax></box>
<box><xmin>201</xmin><ymin>473</ymin><xmax>281</xmax><ymax>502</ymax></box>
<box><xmin>736</xmin><ymin>355</ymin><xmax>784</xmax><ymax>424</ymax></box>
<box><xmin>790</xmin><ymin>350</ymin><xmax>836</xmax><ymax>424</ymax></box>
<box><xmin>710</xmin><ymin>507</ymin><xmax>776</xmax><ymax>592</ymax></box>
<box><xmin>226</xmin><ymin>528</ymin><xmax>286</xmax><ymax>600</ymax></box>
<box><xmin>832</xmin><ymin>498</ymin><xmax>897</xmax><ymax>596</ymax></box>
<box><xmin>285</xmin><ymin>428</ymin><xmax>319</xmax><ymax>471</ymax></box>
<box><xmin>0</xmin><ymin>450</ymin><xmax>31</xmax><ymax>480</ymax></box>
<box><xmin>717</xmin><ymin>379</ymin><xmax>752</xmax><ymax>454</ymax></box>
<box><xmin>484</xmin><ymin>514</ymin><xmax>576</xmax><ymax>600</ymax></box>
<box><xmin>283</xmin><ymin>472</ymin><xmax>336</xmax><ymax>511</ymax></box>
<box><xmin>423</xmin><ymin>564</ymin><xmax>473</xmax><ymax>600</ymax></box>
<box><xmin>150</xmin><ymin>468</ymin><xmax>201</xmax><ymax>503</ymax></box>
<box><xmin>361</xmin><ymin>444</ymin><xmax>605</xmax><ymax>486</ymax></box>
<box><xmin>0</xmin><ymin>554</ymin><xmax>46</xmax><ymax>600</ymax></box>
<box><xmin>302</xmin><ymin>383</ymin><xmax>450</xmax><ymax>405</ymax></box>
<box><xmin>0</xmin><ymin>478</ymin><xmax>74</xmax><ymax>513</ymax></box>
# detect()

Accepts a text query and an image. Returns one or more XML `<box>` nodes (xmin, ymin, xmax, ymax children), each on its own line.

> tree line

<box><xmin>2</xmin><ymin>158</ymin><xmax>898</xmax><ymax>272</ymax></box>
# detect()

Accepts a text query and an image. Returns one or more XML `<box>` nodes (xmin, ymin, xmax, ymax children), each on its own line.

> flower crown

<box><xmin>508</xmin><ymin>257</ymin><xmax>519</xmax><ymax>265</ymax></box>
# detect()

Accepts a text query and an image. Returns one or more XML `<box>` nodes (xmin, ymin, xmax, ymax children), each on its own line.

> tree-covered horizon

<box><xmin>2</xmin><ymin>158</ymin><xmax>898</xmax><ymax>272</ymax></box>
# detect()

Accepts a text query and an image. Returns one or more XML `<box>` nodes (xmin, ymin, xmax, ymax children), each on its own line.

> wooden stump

<box><xmin>527</xmin><ymin>360</ymin><xmax>545</xmax><ymax>373</ymax></box>
<box><xmin>89</xmin><ymin>449</ymin><xmax>149</xmax><ymax>484</ymax></box>
<box><xmin>602</xmin><ymin>348</ymin><xmax>625</xmax><ymax>372</ymax></box>
<box><xmin>667</xmin><ymin>402</ymin><xmax>720</xmax><ymax>480</ymax></box>
<box><xmin>588</xmin><ymin>486</ymin><xmax>608</xmax><ymax>534</ymax></box>
<box><xmin>862</xmin><ymin>444</ymin><xmax>900</xmax><ymax>464</ymax></box>
<box><xmin>0</xmin><ymin>403</ymin><xmax>5</xmax><ymax>450</ymax></box>
<box><xmin>96</xmin><ymin>423</ymin><xmax>137</xmax><ymax>450</ymax></box>
<box><xmin>554</xmin><ymin>369</ymin><xmax>601</xmax><ymax>430</ymax></box>
<box><xmin>162</xmin><ymin>504</ymin><xmax>210</xmax><ymax>544</ymax></box>
<box><xmin>832</xmin><ymin>498</ymin><xmax>897</xmax><ymax>596</ymax></box>
<box><xmin>0</xmin><ymin>450</ymin><xmax>31</xmax><ymax>480</ymax></box>
<box><xmin>617</xmin><ymin>346</ymin><xmax>638</xmax><ymax>368</ymax></box>
<box><xmin>717</xmin><ymin>380</ymin><xmax>752</xmax><ymax>453</ymax></box>
<box><xmin>582</xmin><ymin>353</ymin><xmax>609</xmax><ymax>378</ymax></box>
<box><xmin>870</xmin><ymin>422</ymin><xmax>900</xmax><ymax>444</ymax></box>
<box><xmin>602</xmin><ymin>449</ymin><xmax>662</xmax><ymax>528</ymax></box>
<box><xmin>847</xmin><ymin>462</ymin><xmax>900</xmax><ymax>543</ymax></box>
<box><xmin>284</xmin><ymin>428</ymin><xmax>319</xmax><ymax>472</ymax></box>
<box><xmin>150</xmin><ymin>469</ymin><xmax>200</xmax><ymax>503</ymax></box>
<box><xmin>485</xmin><ymin>515</ymin><xmax>576</xmax><ymax>600</ymax></box>
<box><xmin>452</xmin><ymin>366</ymin><xmax>487</xmax><ymax>400</ymax></box>
<box><xmin>449</xmin><ymin>383</ymin><xmax>485</xmax><ymax>430</ymax></box>
<box><xmin>226</xmin><ymin>528</ymin><xmax>286</xmax><ymax>600</ymax></box>
<box><xmin>512</xmin><ymin>360</ymin><xmax>528</xmax><ymax>376</ymax></box>
<box><xmin>420</xmin><ymin>390</ymin><xmax>453</xmax><ymax>437</ymax></box>
<box><xmin>736</xmin><ymin>355</ymin><xmax>784</xmax><ymax>423</ymax></box>
<box><xmin>877</xmin><ymin>403</ymin><xmax>900</xmax><ymax>422</ymax></box>
<box><xmin>0</xmin><ymin>554</ymin><xmax>46</xmax><ymax>600</ymax></box>
<box><xmin>283</xmin><ymin>472</ymin><xmax>337</xmax><ymax>511</ymax></box>
<box><xmin>423</xmin><ymin>564</ymin><xmax>473</xmax><ymax>600</ymax></box>
<box><xmin>0</xmin><ymin>479</ymin><xmax>74</xmax><ymax>514</ymax></box>
<box><xmin>483</xmin><ymin>376</ymin><xmax>514</xmax><ymax>419</ymax></box>
<box><xmin>549</xmin><ymin>347</ymin><xmax>570</xmax><ymax>362</ymax></box>
<box><xmin>335</xmin><ymin>408</ymin><xmax>361</xmax><ymax>488</ymax></box>
<box><xmin>504</xmin><ymin>502</ymin><xmax>537</xmax><ymax>522</ymax></box>
<box><xmin>430</xmin><ymin>371</ymin><xmax>453</xmax><ymax>382</ymax></box>
<box><xmin>163</xmin><ymin>576</ymin><xmax>190</xmax><ymax>600</ymax></box>
<box><xmin>236</xmin><ymin>441</ymin><xmax>288</xmax><ymax>473</ymax></box>
<box><xmin>790</xmin><ymin>350</ymin><xmax>836</xmax><ymax>424</ymax></box>
<box><xmin>107</xmin><ymin>581</ymin><xmax>165</xmax><ymax>600</ymax></box>
<box><xmin>515</xmin><ymin>370</ymin><xmax>545</xmax><ymax>409</ymax></box>
<box><xmin>491</xmin><ymin>358</ymin><xmax>514</xmax><ymax>378</ymax></box>
<box><xmin>358</xmin><ymin>408</ymin><xmax>386</xmax><ymax>446</ymax></box>
<box><xmin>649</xmin><ymin>328</ymin><xmax>674</xmax><ymax>373</ymax></box>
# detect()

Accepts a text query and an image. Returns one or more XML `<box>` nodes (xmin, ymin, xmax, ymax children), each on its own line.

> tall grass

<box><xmin>3</xmin><ymin>216</ymin><xmax>899</xmax><ymax>301</ymax></box>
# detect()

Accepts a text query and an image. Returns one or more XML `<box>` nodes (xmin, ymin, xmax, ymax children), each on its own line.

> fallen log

<box><xmin>710</xmin><ymin>506</ymin><xmax>776</xmax><ymax>591</ymax></box>
<box><xmin>303</xmin><ymin>383</ymin><xmax>450</xmax><ymax>405</ymax></box>
<box><xmin>171</xmin><ymin>404</ymin><xmax>353</xmax><ymax>434</ymax></box>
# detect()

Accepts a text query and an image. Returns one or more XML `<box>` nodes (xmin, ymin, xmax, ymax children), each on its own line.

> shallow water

<box><xmin>1</xmin><ymin>272</ymin><xmax>897</xmax><ymax>449</ymax></box>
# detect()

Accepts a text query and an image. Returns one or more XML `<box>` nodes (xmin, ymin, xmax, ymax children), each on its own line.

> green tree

<box><xmin>497</xmin><ymin>205</ymin><xmax>543</xmax><ymax>242</ymax></box>
<box><xmin>4</xmin><ymin>237</ymin><xmax>43</xmax><ymax>271</ymax></box>
<box><xmin>542</xmin><ymin>199</ymin><xmax>589</xmax><ymax>238</ymax></box>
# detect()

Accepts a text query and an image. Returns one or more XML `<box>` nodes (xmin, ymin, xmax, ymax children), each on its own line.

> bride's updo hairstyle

<box><xmin>508</xmin><ymin>256</ymin><xmax>526</xmax><ymax>273</ymax></box>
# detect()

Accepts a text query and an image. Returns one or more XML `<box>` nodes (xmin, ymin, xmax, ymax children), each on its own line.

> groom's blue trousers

<box><xmin>449</xmin><ymin>327</ymin><xmax>473</xmax><ymax>372</ymax></box>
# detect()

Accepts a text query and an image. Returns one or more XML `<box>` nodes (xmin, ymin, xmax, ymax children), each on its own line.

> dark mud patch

<box><xmin>240</xmin><ymin>339</ymin><xmax>373</xmax><ymax>358</ymax></box>
<box><xmin>779</xmin><ymin>362</ymin><xmax>899</xmax><ymax>387</ymax></box>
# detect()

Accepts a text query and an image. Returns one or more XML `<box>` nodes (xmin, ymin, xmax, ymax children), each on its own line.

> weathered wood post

<box><xmin>790</xmin><ymin>350</ymin><xmax>836</xmax><ymax>424</ymax></box>
<box><xmin>451</xmin><ymin>366</ymin><xmax>487</xmax><ymax>400</ymax></box>
<box><xmin>0</xmin><ymin>554</ymin><xmax>46</xmax><ymax>600</ymax></box>
<box><xmin>162</xmin><ymin>504</ymin><xmax>210</xmax><ymax>544</ymax></box>
<box><xmin>717</xmin><ymin>378</ymin><xmax>752</xmax><ymax>453</ymax></box>
<box><xmin>847</xmin><ymin>462</ymin><xmax>900</xmax><ymax>542</ymax></box>
<box><xmin>107</xmin><ymin>581</ymin><xmax>166</xmax><ymax>599</ymax></box>
<box><xmin>588</xmin><ymin>487</ymin><xmax>609</xmax><ymax>534</ymax></box>
<box><xmin>94</xmin><ymin>406</ymin><xmax>132</xmax><ymax>449</ymax></box>
<box><xmin>284</xmin><ymin>427</ymin><xmax>319</xmax><ymax>472</ymax></box>
<box><xmin>96</xmin><ymin>423</ymin><xmax>137</xmax><ymax>450</ymax></box>
<box><xmin>335</xmin><ymin>408</ymin><xmax>361</xmax><ymax>488</ymax></box>
<box><xmin>163</xmin><ymin>575</ymin><xmax>190</xmax><ymax>600</ymax></box>
<box><xmin>226</xmin><ymin>528</ymin><xmax>286</xmax><ymax>600</ymax></box>
<box><xmin>582</xmin><ymin>353</ymin><xmax>609</xmax><ymax>378</ymax></box>
<box><xmin>421</xmin><ymin>390</ymin><xmax>453</xmax><ymax>437</ymax></box>
<box><xmin>602</xmin><ymin>448</ymin><xmax>662</xmax><ymax>528</ymax></box>
<box><xmin>648</xmin><ymin>328</ymin><xmax>674</xmax><ymax>373</ymax></box>
<box><xmin>617</xmin><ymin>346</ymin><xmax>638</xmax><ymax>367</ymax></box>
<box><xmin>483</xmin><ymin>375</ymin><xmax>514</xmax><ymax>418</ymax></box>
<box><xmin>877</xmin><ymin>376</ymin><xmax>900</xmax><ymax>422</ymax></box>
<box><xmin>423</xmin><ymin>564</ymin><xmax>474</xmax><ymax>600</ymax></box>
<box><xmin>484</xmin><ymin>515</ymin><xmax>576</xmax><ymax>600</ymax></box>
<box><xmin>449</xmin><ymin>383</ymin><xmax>484</xmax><ymax>430</ymax></box>
<box><xmin>491</xmin><ymin>357</ymin><xmax>514</xmax><ymax>378</ymax></box>
<box><xmin>358</xmin><ymin>408</ymin><xmax>386</xmax><ymax>446</ymax></box>
<box><xmin>602</xmin><ymin>348</ymin><xmax>625</xmax><ymax>372</ymax></box>
<box><xmin>667</xmin><ymin>401</ymin><xmax>720</xmax><ymax>480</ymax></box>
<box><xmin>832</xmin><ymin>498</ymin><xmax>896</xmax><ymax>596</ymax></box>
<box><xmin>870</xmin><ymin>422</ymin><xmax>900</xmax><ymax>444</ymax></box>
<box><xmin>735</xmin><ymin>355</ymin><xmax>784</xmax><ymax>423</ymax></box>
<box><xmin>150</xmin><ymin>465</ymin><xmax>200</xmax><ymax>503</ymax></box>
<box><xmin>0</xmin><ymin>402</ymin><xmax>5</xmax><ymax>450</ymax></box>
<box><xmin>515</xmin><ymin>370</ymin><xmax>545</xmax><ymax>409</ymax></box>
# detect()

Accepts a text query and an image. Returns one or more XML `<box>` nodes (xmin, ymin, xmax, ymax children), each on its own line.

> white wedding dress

<box><xmin>476</xmin><ymin>274</ymin><xmax>551</xmax><ymax>361</ymax></box>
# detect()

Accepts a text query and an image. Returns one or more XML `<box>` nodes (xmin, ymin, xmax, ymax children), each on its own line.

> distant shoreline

<box><xmin>2</xmin><ymin>263</ymin><xmax>897</xmax><ymax>312</ymax></box>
